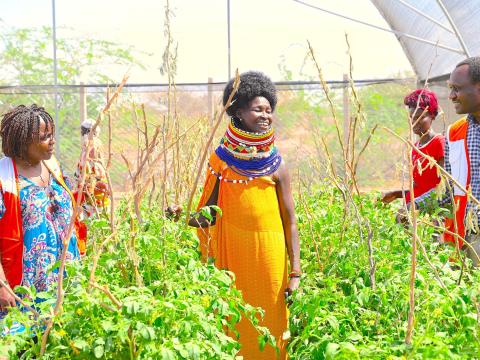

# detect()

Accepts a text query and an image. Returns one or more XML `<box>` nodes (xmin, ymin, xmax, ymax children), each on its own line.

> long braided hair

<box><xmin>0</xmin><ymin>104</ymin><xmax>55</xmax><ymax>160</ymax></box>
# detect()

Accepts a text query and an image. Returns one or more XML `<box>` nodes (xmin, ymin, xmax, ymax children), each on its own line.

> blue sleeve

<box><xmin>438</xmin><ymin>139</ymin><xmax>452</xmax><ymax>207</ymax></box>
<box><xmin>0</xmin><ymin>184</ymin><xmax>5</xmax><ymax>220</ymax></box>
<box><xmin>60</xmin><ymin>166</ymin><xmax>75</xmax><ymax>191</ymax></box>
<box><xmin>63</xmin><ymin>174</ymin><xmax>75</xmax><ymax>192</ymax></box>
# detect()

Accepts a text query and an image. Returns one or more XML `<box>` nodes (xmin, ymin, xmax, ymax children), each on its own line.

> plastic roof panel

<box><xmin>370</xmin><ymin>0</ymin><xmax>479</xmax><ymax>81</ymax></box>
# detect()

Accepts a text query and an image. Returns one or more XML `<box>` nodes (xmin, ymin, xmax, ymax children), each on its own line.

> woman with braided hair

<box><xmin>0</xmin><ymin>104</ymin><xmax>79</xmax><ymax>322</ymax></box>
<box><xmin>168</xmin><ymin>71</ymin><xmax>300</xmax><ymax>359</ymax></box>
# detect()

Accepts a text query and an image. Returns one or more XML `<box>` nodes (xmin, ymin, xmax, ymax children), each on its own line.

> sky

<box><xmin>1</xmin><ymin>0</ymin><xmax>413</xmax><ymax>84</ymax></box>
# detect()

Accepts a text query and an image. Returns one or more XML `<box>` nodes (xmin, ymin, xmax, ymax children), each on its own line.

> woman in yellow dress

<box><xmin>170</xmin><ymin>71</ymin><xmax>300</xmax><ymax>359</ymax></box>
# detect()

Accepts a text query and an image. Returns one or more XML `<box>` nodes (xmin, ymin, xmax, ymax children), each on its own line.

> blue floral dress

<box><xmin>0</xmin><ymin>173</ymin><xmax>80</xmax><ymax>321</ymax></box>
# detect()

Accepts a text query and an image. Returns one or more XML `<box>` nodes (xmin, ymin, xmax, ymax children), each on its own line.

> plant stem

<box><xmin>405</xmin><ymin>105</ymin><xmax>418</xmax><ymax>345</ymax></box>
<box><xmin>40</xmin><ymin>75</ymin><xmax>129</xmax><ymax>355</ymax></box>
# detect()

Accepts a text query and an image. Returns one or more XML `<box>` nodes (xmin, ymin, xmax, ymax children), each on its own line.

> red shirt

<box><xmin>405</xmin><ymin>134</ymin><xmax>445</xmax><ymax>203</ymax></box>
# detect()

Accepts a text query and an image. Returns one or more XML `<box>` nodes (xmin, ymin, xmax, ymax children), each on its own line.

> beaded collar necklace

<box><xmin>212</xmin><ymin>119</ymin><xmax>282</xmax><ymax>182</ymax></box>
<box><xmin>221</xmin><ymin>119</ymin><xmax>275</xmax><ymax>159</ymax></box>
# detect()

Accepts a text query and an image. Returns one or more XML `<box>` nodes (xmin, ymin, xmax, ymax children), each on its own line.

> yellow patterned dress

<box><xmin>197</xmin><ymin>152</ymin><xmax>288</xmax><ymax>359</ymax></box>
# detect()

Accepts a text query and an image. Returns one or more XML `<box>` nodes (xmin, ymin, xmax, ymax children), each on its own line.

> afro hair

<box><xmin>223</xmin><ymin>71</ymin><xmax>277</xmax><ymax>118</ymax></box>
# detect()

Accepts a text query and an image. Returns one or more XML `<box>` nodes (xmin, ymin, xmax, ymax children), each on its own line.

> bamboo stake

<box><xmin>405</xmin><ymin>102</ymin><xmax>418</xmax><ymax>345</ymax></box>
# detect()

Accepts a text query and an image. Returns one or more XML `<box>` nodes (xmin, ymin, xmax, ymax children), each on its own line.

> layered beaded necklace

<box><xmin>212</xmin><ymin>119</ymin><xmax>282</xmax><ymax>183</ymax></box>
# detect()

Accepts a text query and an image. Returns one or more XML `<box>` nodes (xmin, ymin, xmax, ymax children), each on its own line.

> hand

<box><xmin>288</xmin><ymin>276</ymin><xmax>300</xmax><ymax>292</ymax></box>
<box><xmin>395</xmin><ymin>207</ymin><xmax>409</xmax><ymax>225</ymax></box>
<box><xmin>284</xmin><ymin>276</ymin><xmax>300</xmax><ymax>307</ymax></box>
<box><xmin>0</xmin><ymin>285</ymin><xmax>16</xmax><ymax>311</ymax></box>
<box><xmin>381</xmin><ymin>191</ymin><xmax>397</xmax><ymax>204</ymax></box>
<box><xmin>165</xmin><ymin>204</ymin><xmax>183</xmax><ymax>222</ymax></box>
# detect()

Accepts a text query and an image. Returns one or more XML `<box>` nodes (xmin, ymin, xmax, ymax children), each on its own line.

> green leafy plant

<box><xmin>0</xmin><ymin>204</ymin><xmax>274</xmax><ymax>359</ymax></box>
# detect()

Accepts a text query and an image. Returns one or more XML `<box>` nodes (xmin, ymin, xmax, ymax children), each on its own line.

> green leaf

<box><xmin>210</xmin><ymin>205</ymin><xmax>223</xmax><ymax>217</ymax></box>
<box><xmin>200</xmin><ymin>207</ymin><xmax>213</xmax><ymax>221</ymax></box>
<box><xmin>94</xmin><ymin>345</ymin><xmax>104</xmax><ymax>358</ymax></box>
<box><xmin>325</xmin><ymin>342</ymin><xmax>340</xmax><ymax>359</ymax></box>
<box><xmin>101</xmin><ymin>320</ymin><xmax>115</xmax><ymax>332</ymax></box>
<box><xmin>73</xmin><ymin>339</ymin><xmax>88</xmax><ymax>351</ymax></box>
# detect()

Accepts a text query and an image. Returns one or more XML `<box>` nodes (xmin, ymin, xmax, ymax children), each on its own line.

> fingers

<box><xmin>0</xmin><ymin>297</ymin><xmax>16</xmax><ymax>310</ymax></box>
<box><xmin>6</xmin><ymin>294</ymin><xmax>16</xmax><ymax>307</ymax></box>
<box><xmin>287</xmin><ymin>277</ymin><xmax>301</xmax><ymax>292</ymax></box>
<box><xmin>165</xmin><ymin>205</ymin><xmax>183</xmax><ymax>222</ymax></box>
<box><xmin>171</xmin><ymin>205</ymin><xmax>183</xmax><ymax>213</ymax></box>
<box><xmin>165</xmin><ymin>205</ymin><xmax>182</xmax><ymax>214</ymax></box>
<box><xmin>284</xmin><ymin>287</ymin><xmax>293</xmax><ymax>307</ymax></box>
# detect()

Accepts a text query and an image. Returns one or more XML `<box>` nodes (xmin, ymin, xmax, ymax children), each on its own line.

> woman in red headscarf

<box><xmin>382</xmin><ymin>89</ymin><xmax>445</xmax><ymax>219</ymax></box>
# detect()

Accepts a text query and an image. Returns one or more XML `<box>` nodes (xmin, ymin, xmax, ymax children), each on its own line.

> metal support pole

<box><xmin>292</xmin><ymin>0</ymin><xmax>465</xmax><ymax>55</ymax></box>
<box><xmin>51</xmin><ymin>0</ymin><xmax>60</xmax><ymax>155</ymax></box>
<box><xmin>227</xmin><ymin>0</ymin><xmax>231</xmax><ymax>80</ymax></box>
<box><xmin>79</xmin><ymin>82</ymin><xmax>86</xmax><ymax>124</ymax></box>
<box><xmin>435</xmin><ymin>0</ymin><xmax>471</xmax><ymax>57</ymax></box>
<box><xmin>395</xmin><ymin>0</ymin><xmax>454</xmax><ymax>34</ymax></box>
<box><xmin>207</xmin><ymin>77</ymin><xmax>214</xmax><ymax>126</ymax></box>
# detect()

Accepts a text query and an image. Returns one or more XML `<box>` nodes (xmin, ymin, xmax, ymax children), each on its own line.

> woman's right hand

<box><xmin>165</xmin><ymin>204</ymin><xmax>183</xmax><ymax>222</ymax></box>
<box><xmin>0</xmin><ymin>285</ymin><xmax>16</xmax><ymax>310</ymax></box>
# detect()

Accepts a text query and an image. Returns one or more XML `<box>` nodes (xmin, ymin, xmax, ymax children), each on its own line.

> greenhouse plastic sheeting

<box><xmin>371</xmin><ymin>0</ymin><xmax>480</xmax><ymax>82</ymax></box>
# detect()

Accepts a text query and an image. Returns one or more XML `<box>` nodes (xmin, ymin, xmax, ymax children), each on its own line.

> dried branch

<box><xmin>40</xmin><ymin>74</ymin><xmax>129</xmax><ymax>355</ymax></box>
<box><xmin>89</xmin><ymin>281</ymin><xmax>122</xmax><ymax>309</ymax></box>
<box><xmin>405</xmin><ymin>101</ymin><xmax>418</xmax><ymax>345</ymax></box>
<box><xmin>298</xmin><ymin>190</ymin><xmax>322</xmax><ymax>270</ymax></box>
<box><xmin>307</xmin><ymin>40</ymin><xmax>345</xmax><ymax>157</ymax></box>
<box><xmin>184</xmin><ymin>70</ymin><xmax>240</xmax><ymax>225</ymax></box>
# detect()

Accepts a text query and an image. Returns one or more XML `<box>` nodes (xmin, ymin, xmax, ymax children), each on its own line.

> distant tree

<box><xmin>0</xmin><ymin>25</ymin><xmax>144</xmax><ymax>168</ymax></box>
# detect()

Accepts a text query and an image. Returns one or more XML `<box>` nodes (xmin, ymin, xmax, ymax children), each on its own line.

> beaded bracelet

<box><xmin>288</xmin><ymin>270</ymin><xmax>302</xmax><ymax>278</ymax></box>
